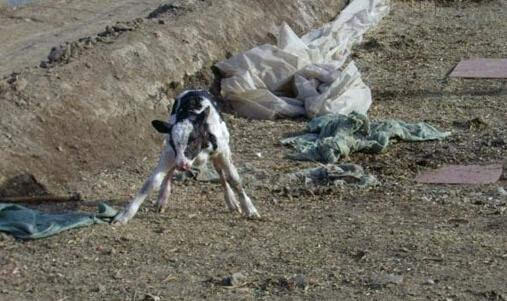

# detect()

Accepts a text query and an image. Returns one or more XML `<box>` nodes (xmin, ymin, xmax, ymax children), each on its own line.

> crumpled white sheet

<box><xmin>216</xmin><ymin>0</ymin><xmax>390</xmax><ymax>120</ymax></box>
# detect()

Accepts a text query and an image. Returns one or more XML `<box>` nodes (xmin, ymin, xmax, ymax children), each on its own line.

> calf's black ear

<box><xmin>151</xmin><ymin>120</ymin><xmax>172</xmax><ymax>134</ymax></box>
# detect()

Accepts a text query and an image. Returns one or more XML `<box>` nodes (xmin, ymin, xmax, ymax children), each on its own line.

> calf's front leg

<box><xmin>155</xmin><ymin>167</ymin><xmax>175</xmax><ymax>213</ymax></box>
<box><xmin>113</xmin><ymin>148</ymin><xmax>175</xmax><ymax>225</ymax></box>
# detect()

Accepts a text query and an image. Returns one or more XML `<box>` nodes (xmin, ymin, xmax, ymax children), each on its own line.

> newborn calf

<box><xmin>113</xmin><ymin>90</ymin><xmax>260</xmax><ymax>224</ymax></box>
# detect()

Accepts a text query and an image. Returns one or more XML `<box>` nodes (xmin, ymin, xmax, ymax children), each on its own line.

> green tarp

<box><xmin>0</xmin><ymin>203</ymin><xmax>118</xmax><ymax>240</ymax></box>
<box><xmin>281</xmin><ymin>112</ymin><xmax>451</xmax><ymax>163</ymax></box>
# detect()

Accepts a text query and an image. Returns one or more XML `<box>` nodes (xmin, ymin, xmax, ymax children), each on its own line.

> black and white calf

<box><xmin>113</xmin><ymin>90</ymin><xmax>260</xmax><ymax>224</ymax></box>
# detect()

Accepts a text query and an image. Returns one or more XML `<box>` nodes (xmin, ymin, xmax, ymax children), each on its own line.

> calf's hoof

<box><xmin>227</xmin><ymin>203</ymin><xmax>242</xmax><ymax>214</ymax></box>
<box><xmin>245</xmin><ymin>210</ymin><xmax>261</xmax><ymax>219</ymax></box>
<box><xmin>156</xmin><ymin>204</ymin><xmax>167</xmax><ymax>213</ymax></box>
<box><xmin>112</xmin><ymin>210</ymin><xmax>133</xmax><ymax>225</ymax></box>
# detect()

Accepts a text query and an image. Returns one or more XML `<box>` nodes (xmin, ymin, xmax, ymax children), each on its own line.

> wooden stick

<box><xmin>0</xmin><ymin>193</ymin><xmax>81</xmax><ymax>204</ymax></box>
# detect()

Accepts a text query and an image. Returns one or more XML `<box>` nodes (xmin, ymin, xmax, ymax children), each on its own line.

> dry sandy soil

<box><xmin>1</xmin><ymin>0</ymin><xmax>506</xmax><ymax>300</ymax></box>
<box><xmin>0</xmin><ymin>0</ymin><xmax>346</xmax><ymax>191</ymax></box>
<box><xmin>0</xmin><ymin>0</ymin><xmax>169</xmax><ymax>76</ymax></box>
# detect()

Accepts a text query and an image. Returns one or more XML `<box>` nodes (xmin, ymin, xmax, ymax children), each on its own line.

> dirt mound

<box><xmin>0</xmin><ymin>0</ymin><xmax>347</xmax><ymax>195</ymax></box>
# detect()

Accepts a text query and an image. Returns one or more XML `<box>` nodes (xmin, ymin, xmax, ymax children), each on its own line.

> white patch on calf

<box><xmin>171</xmin><ymin>119</ymin><xmax>193</xmax><ymax>167</ymax></box>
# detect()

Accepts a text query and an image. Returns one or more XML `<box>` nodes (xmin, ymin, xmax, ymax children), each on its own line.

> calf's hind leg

<box><xmin>214</xmin><ymin>152</ymin><xmax>260</xmax><ymax>218</ymax></box>
<box><xmin>213</xmin><ymin>159</ymin><xmax>242</xmax><ymax>213</ymax></box>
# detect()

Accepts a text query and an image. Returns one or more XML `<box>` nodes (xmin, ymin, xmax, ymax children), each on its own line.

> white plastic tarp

<box><xmin>216</xmin><ymin>0</ymin><xmax>390</xmax><ymax>120</ymax></box>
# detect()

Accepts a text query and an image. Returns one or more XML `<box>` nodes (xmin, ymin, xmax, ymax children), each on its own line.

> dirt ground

<box><xmin>0</xmin><ymin>0</ymin><xmax>170</xmax><ymax>76</ymax></box>
<box><xmin>0</xmin><ymin>0</ymin><xmax>345</xmax><ymax>192</ymax></box>
<box><xmin>1</xmin><ymin>0</ymin><xmax>506</xmax><ymax>300</ymax></box>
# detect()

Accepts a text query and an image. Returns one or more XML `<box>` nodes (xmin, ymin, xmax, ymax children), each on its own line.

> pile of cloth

<box><xmin>281</xmin><ymin>112</ymin><xmax>451</xmax><ymax>163</ymax></box>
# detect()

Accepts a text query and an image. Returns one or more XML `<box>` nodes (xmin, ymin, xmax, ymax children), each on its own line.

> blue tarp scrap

<box><xmin>0</xmin><ymin>203</ymin><xmax>118</xmax><ymax>240</ymax></box>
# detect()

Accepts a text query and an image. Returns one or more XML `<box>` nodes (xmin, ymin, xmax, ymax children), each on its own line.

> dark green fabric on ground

<box><xmin>0</xmin><ymin>203</ymin><xmax>118</xmax><ymax>240</ymax></box>
<box><xmin>281</xmin><ymin>112</ymin><xmax>450</xmax><ymax>163</ymax></box>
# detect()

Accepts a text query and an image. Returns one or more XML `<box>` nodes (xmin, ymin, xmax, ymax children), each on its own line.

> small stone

<box><xmin>14</xmin><ymin>78</ymin><xmax>27</xmax><ymax>91</ymax></box>
<box><xmin>370</xmin><ymin>273</ymin><xmax>404</xmax><ymax>289</ymax></box>
<box><xmin>143</xmin><ymin>294</ymin><xmax>160</xmax><ymax>301</ymax></box>
<box><xmin>93</xmin><ymin>284</ymin><xmax>106</xmax><ymax>293</ymax></box>
<box><xmin>0</xmin><ymin>232</ymin><xmax>14</xmax><ymax>242</ymax></box>
<box><xmin>291</xmin><ymin>274</ymin><xmax>308</xmax><ymax>290</ymax></box>
<box><xmin>48</xmin><ymin>45</ymin><xmax>66</xmax><ymax>63</ymax></box>
<box><xmin>158</xmin><ymin>19</ymin><xmax>165</xmax><ymax>25</ymax></box>
<box><xmin>497</xmin><ymin>187</ymin><xmax>507</xmax><ymax>197</ymax></box>
<box><xmin>423</xmin><ymin>279</ymin><xmax>435</xmax><ymax>285</ymax></box>
<box><xmin>0</xmin><ymin>81</ymin><xmax>8</xmax><ymax>93</ymax></box>
<box><xmin>112</xmin><ymin>23</ymin><xmax>131</xmax><ymax>32</ymax></box>
<box><xmin>491</xmin><ymin>138</ymin><xmax>505</xmax><ymax>147</ymax></box>
<box><xmin>112</xmin><ymin>270</ymin><xmax>122</xmax><ymax>280</ymax></box>
<box><xmin>222</xmin><ymin>272</ymin><xmax>246</xmax><ymax>287</ymax></box>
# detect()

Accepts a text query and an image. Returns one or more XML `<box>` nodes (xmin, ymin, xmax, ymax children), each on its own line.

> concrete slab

<box><xmin>449</xmin><ymin>58</ymin><xmax>507</xmax><ymax>79</ymax></box>
<box><xmin>415</xmin><ymin>163</ymin><xmax>503</xmax><ymax>184</ymax></box>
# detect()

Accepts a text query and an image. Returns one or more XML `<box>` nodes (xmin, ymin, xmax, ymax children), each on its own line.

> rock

<box><xmin>0</xmin><ymin>232</ymin><xmax>15</xmax><ymax>243</ymax></box>
<box><xmin>112</xmin><ymin>270</ymin><xmax>122</xmax><ymax>280</ymax></box>
<box><xmin>112</xmin><ymin>23</ymin><xmax>131</xmax><ymax>32</ymax></box>
<box><xmin>491</xmin><ymin>138</ymin><xmax>505</xmax><ymax>147</ymax></box>
<box><xmin>278</xmin><ymin>274</ymin><xmax>313</xmax><ymax>290</ymax></box>
<box><xmin>369</xmin><ymin>273</ymin><xmax>404</xmax><ymax>289</ymax></box>
<box><xmin>93</xmin><ymin>284</ymin><xmax>106</xmax><ymax>293</ymax></box>
<box><xmin>48</xmin><ymin>45</ymin><xmax>67</xmax><ymax>63</ymax></box>
<box><xmin>360</xmin><ymin>38</ymin><xmax>383</xmax><ymax>50</ymax></box>
<box><xmin>291</xmin><ymin>274</ymin><xmax>308</xmax><ymax>290</ymax></box>
<box><xmin>14</xmin><ymin>78</ymin><xmax>27</xmax><ymax>92</ymax></box>
<box><xmin>423</xmin><ymin>278</ymin><xmax>435</xmax><ymax>285</ymax></box>
<box><xmin>466</xmin><ymin>117</ymin><xmax>488</xmax><ymax>130</ymax></box>
<box><xmin>0</xmin><ymin>80</ymin><xmax>8</xmax><ymax>93</ymax></box>
<box><xmin>148</xmin><ymin>4</ymin><xmax>184</xmax><ymax>19</ymax></box>
<box><xmin>143</xmin><ymin>294</ymin><xmax>160</xmax><ymax>301</ymax></box>
<box><xmin>497</xmin><ymin>187</ymin><xmax>507</xmax><ymax>197</ymax></box>
<box><xmin>353</xmin><ymin>250</ymin><xmax>368</xmax><ymax>260</ymax></box>
<box><xmin>222</xmin><ymin>272</ymin><xmax>246</xmax><ymax>287</ymax></box>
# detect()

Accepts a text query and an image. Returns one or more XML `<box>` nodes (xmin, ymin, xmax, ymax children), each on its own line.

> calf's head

<box><xmin>152</xmin><ymin>107</ymin><xmax>212</xmax><ymax>171</ymax></box>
